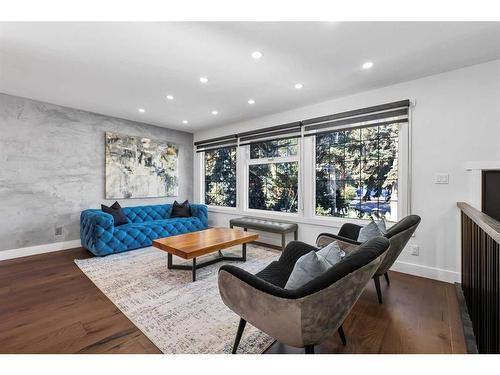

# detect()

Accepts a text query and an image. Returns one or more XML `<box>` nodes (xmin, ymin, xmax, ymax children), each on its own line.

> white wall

<box><xmin>194</xmin><ymin>59</ymin><xmax>500</xmax><ymax>283</ymax></box>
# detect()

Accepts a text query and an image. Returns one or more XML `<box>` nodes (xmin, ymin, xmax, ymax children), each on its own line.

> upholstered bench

<box><xmin>229</xmin><ymin>217</ymin><xmax>298</xmax><ymax>251</ymax></box>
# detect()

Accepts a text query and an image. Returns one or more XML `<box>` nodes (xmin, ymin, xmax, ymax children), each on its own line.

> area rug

<box><xmin>74</xmin><ymin>244</ymin><xmax>279</xmax><ymax>354</ymax></box>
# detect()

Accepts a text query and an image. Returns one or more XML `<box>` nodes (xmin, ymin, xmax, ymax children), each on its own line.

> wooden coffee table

<box><xmin>152</xmin><ymin>227</ymin><xmax>258</xmax><ymax>281</ymax></box>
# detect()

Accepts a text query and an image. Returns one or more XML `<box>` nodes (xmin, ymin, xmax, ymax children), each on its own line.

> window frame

<box><xmin>243</xmin><ymin>137</ymin><xmax>302</xmax><ymax>216</ymax></box>
<box><xmin>311</xmin><ymin>120</ymin><xmax>409</xmax><ymax>224</ymax></box>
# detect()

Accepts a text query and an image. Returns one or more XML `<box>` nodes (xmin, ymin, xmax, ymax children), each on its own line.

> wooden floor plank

<box><xmin>0</xmin><ymin>247</ymin><xmax>466</xmax><ymax>354</ymax></box>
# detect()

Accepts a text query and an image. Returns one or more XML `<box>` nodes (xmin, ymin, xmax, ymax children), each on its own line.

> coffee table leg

<box><xmin>192</xmin><ymin>258</ymin><xmax>197</xmax><ymax>282</ymax></box>
<box><xmin>242</xmin><ymin>243</ymin><xmax>247</xmax><ymax>262</ymax></box>
<box><xmin>168</xmin><ymin>253</ymin><xmax>173</xmax><ymax>269</ymax></box>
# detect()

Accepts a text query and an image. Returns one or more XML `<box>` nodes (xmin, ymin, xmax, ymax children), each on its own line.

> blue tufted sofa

<box><xmin>80</xmin><ymin>203</ymin><xmax>208</xmax><ymax>256</ymax></box>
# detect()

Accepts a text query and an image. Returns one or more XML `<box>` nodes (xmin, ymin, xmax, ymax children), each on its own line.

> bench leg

<box><xmin>294</xmin><ymin>230</ymin><xmax>298</xmax><ymax>241</ymax></box>
<box><xmin>281</xmin><ymin>233</ymin><xmax>286</xmax><ymax>251</ymax></box>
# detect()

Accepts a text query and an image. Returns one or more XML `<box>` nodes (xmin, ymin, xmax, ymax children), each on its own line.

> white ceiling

<box><xmin>1</xmin><ymin>22</ymin><xmax>500</xmax><ymax>132</ymax></box>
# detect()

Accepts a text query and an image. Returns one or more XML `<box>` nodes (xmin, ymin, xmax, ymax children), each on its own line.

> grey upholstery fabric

<box><xmin>375</xmin><ymin>219</ymin><xmax>387</xmax><ymax>235</ymax></box>
<box><xmin>229</xmin><ymin>217</ymin><xmax>298</xmax><ymax>233</ymax></box>
<box><xmin>218</xmin><ymin>250</ymin><xmax>386</xmax><ymax>348</ymax></box>
<box><xmin>316</xmin><ymin>235</ymin><xmax>360</xmax><ymax>254</ymax></box>
<box><xmin>317</xmin><ymin>240</ymin><xmax>343</xmax><ymax>264</ymax></box>
<box><xmin>285</xmin><ymin>251</ymin><xmax>332</xmax><ymax>290</ymax></box>
<box><xmin>357</xmin><ymin>219</ymin><xmax>384</xmax><ymax>242</ymax></box>
<box><xmin>316</xmin><ymin>215</ymin><xmax>421</xmax><ymax>277</ymax></box>
<box><xmin>218</xmin><ymin>237</ymin><xmax>390</xmax><ymax>348</ymax></box>
<box><xmin>375</xmin><ymin>215</ymin><xmax>420</xmax><ymax>275</ymax></box>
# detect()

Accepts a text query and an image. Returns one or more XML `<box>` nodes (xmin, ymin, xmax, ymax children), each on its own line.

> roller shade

<box><xmin>194</xmin><ymin>100</ymin><xmax>410</xmax><ymax>150</ymax></box>
<box><xmin>195</xmin><ymin>134</ymin><xmax>238</xmax><ymax>153</ymax></box>
<box><xmin>303</xmin><ymin>100</ymin><xmax>410</xmax><ymax>137</ymax></box>
<box><xmin>238</xmin><ymin>122</ymin><xmax>302</xmax><ymax>147</ymax></box>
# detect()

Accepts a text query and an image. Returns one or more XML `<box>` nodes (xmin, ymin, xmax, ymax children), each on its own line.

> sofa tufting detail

<box><xmin>80</xmin><ymin>204</ymin><xmax>208</xmax><ymax>256</ymax></box>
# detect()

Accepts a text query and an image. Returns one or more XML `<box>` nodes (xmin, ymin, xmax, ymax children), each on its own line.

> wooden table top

<box><xmin>152</xmin><ymin>227</ymin><xmax>259</xmax><ymax>259</ymax></box>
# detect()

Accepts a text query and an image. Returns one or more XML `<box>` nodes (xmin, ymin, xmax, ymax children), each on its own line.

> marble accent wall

<box><xmin>0</xmin><ymin>93</ymin><xmax>194</xmax><ymax>251</ymax></box>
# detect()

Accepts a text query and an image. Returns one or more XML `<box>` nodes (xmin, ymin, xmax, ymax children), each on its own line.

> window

<box><xmin>315</xmin><ymin>123</ymin><xmax>399</xmax><ymax>221</ymax></box>
<box><xmin>248</xmin><ymin>138</ymin><xmax>299</xmax><ymax>213</ymax></box>
<box><xmin>204</xmin><ymin>147</ymin><xmax>237</xmax><ymax>207</ymax></box>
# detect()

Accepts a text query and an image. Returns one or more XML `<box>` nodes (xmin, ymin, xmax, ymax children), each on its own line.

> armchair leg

<box><xmin>338</xmin><ymin>325</ymin><xmax>347</xmax><ymax>346</ymax></box>
<box><xmin>373</xmin><ymin>276</ymin><xmax>383</xmax><ymax>304</ymax></box>
<box><xmin>232</xmin><ymin>318</ymin><xmax>247</xmax><ymax>354</ymax></box>
<box><xmin>304</xmin><ymin>344</ymin><xmax>315</xmax><ymax>354</ymax></box>
<box><xmin>384</xmin><ymin>272</ymin><xmax>390</xmax><ymax>285</ymax></box>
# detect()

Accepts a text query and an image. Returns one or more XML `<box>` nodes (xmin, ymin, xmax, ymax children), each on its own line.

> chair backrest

<box><xmin>376</xmin><ymin>214</ymin><xmax>421</xmax><ymax>275</ymax></box>
<box><xmin>295</xmin><ymin>236</ymin><xmax>390</xmax><ymax>297</ymax></box>
<box><xmin>121</xmin><ymin>204</ymin><xmax>171</xmax><ymax>223</ymax></box>
<box><xmin>297</xmin><ymin>236</ymin><xmax>390</xmax><ymax>345</ymax></box>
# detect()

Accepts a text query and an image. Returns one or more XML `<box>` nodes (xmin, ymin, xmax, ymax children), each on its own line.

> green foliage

<box><xmin>249</xmin><ymin>162</ymin><xmax>298</xmax><ymax>213</ymax></box>
<box><xmin>205</xmin><ymin>147</ymin><xmax>237</xmax><ymax>207</ymax></box>
<box><xmin>315</xmin><ymin>123</ymin><xmax>399</xmax><ymax>219</ymax></box>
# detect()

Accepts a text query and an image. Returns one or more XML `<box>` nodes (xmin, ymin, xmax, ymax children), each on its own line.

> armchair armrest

<box><xmin>219</xmin><ymin>265</ymin><xmax>296</xmax><ymax>299</ymax></box>
<box><xmin>80</xmin><ymin>209</ymin><xmax>114</xmax><ymax>254</ymax></box>
<box><xmin>190</xmin><ymin>204</ymin><xmax>208</xmax><ymax>227</ymax></box>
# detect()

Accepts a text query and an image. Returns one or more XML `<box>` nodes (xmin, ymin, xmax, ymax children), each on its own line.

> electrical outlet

<box><xmin>55</xmin><ymin>227</ymin><xmax>63</xmax><ymax>236</ymax></box>
<box><xmin>410</xmin><ymin>244</ymin><xmax>419</xmax><ymax>256</ymax></box>
<box><xmin>434</xmin><ymin>173</ymin><xmax>449</xmax><ymax>184</ymax></box>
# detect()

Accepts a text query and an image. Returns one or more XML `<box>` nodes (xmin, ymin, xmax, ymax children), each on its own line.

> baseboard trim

<box><xmin>391</xmin><ymin>260</ymin><xmax>460</xmax><ymax>284</ymax></box>
<box><xmin>0</xmin><ymin>239</ymin><xmax>82</xmax><ymax>261</ymax></box>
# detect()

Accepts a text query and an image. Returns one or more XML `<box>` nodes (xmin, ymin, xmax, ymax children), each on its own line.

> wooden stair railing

<box><xmin>458</xmin><ymin>202</ymin><xmax>500</xmax><ymax>353</ymax></box>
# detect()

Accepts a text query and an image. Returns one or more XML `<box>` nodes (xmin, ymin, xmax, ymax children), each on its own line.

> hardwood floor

<box><xmin>0</xmin><ymin>247</ymin><xmax>466</xmax><ymax>354</ymax></box>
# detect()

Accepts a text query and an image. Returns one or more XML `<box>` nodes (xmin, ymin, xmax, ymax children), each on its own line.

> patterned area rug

<box><xmin>74</xmin><ymin>244</ymin><xmax>279</xmax><ymax>354</ymax></box>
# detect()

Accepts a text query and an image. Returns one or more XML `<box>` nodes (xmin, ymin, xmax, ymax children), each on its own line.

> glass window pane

<box><xmin>379</xmin><ymin>123</ymin><xmax>399</xmax><ymax>138</ymax></box>
<box><xmin>249</xmin><ymin>162</ymin><xmax>298</xmax><ymax>213</ymax></box>
<box><xmin>378</xmin><ymin>136</ymin><xmax>398</xmax><ymax>160</ymax></box>
<box><xmin>250</xmin><ymin>137</ymin><xmax>298</xmax><ymax>159</ymax></box>
<box><xmin>315</xmin><ymin>122</ymin><xmax>400</xmax><ymax>221</ymax></box>
<box><xmin>204</xmin><ymin>147</ymin><xmax>237</xmax><ymax>207</ymax></box>
<box><xmin>361</xmin><ymin>126</ymin><xmax>379</xmax><ymax>140</ymax></box>
<box><xmin>360</xmin><ymin>139</ymin><xmax>379</xmax><ymax>160</ymax></box>
<box><xmin>344</xmin><ymin>142</ymin><xmax>361</xmax><ymax>161</ymax></box>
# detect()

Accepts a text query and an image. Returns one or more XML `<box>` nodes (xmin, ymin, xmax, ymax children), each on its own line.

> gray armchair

<box><xmin>218</xmin><ymin>237</ymin><xmax>390</xmax><ymax>354</ymax></box>
<box><xmin>316</xmin><ymin>214</ymin><xmax>421</xmax><ymax>304</ymax></box>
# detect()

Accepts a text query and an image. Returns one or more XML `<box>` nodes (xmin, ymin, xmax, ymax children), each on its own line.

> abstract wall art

<box><xmin>105</xmin><ymin>132</ymin><xmax>179</xmax><ymax>199</ymax></box>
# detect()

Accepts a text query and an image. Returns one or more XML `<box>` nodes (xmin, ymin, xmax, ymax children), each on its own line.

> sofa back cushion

<box><xmin>121</xmin><ymin>204</ymin><xmax>170</xmax><ymax>223</ymax></box>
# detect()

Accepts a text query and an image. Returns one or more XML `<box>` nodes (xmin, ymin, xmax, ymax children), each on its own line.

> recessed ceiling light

<box><xmin>248</xmin><ymin>99</ymin><xmax>255</xmax><ymax>105</ymax></box>
<box><xmin>362</xmin><ymin>61</ymin><xmax>374</xmax><ymax>69</ymax></box>
<box><xmin>251</xmin><ymin>51</ymin><xmax>263</xmax><ymax>60</ymax></box>
<box><xmin>211</xmin><ymin>110</ymin><xmax>218</xmax><ymax>115</ymax></box>
<box><xmin>199</xmin><ymin>76</ymin><xmax>209</xmax><ymax>84</ymax></box>
<box><xmin>166</xmin><ymin>95</ymin><xmax>174</xmax><ymax>100</ymax></box>
<box><xmin>138</xmin><ymin>108</ymin><xmax>145</xmax><ymax>113</ymax></box>
<box><xmin>182</xmin><ymin>120</ymin><xmax>189</xmax><ymax>124</ymax></box>
<box><xmin>294</xmin><ymin>83</ymin><xmax>304</xmax><ymax>89</ymax></box>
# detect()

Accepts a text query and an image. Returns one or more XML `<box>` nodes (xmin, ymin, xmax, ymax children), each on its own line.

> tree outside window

<box><xmin>248</xmin><ymin>138</ymin><xmax>299</xmax><ymax>213</ymax></box>
<box><xmin>315</xmin><ymin>123</ymin><xmax>399</xmax><ymax>221</ymax></box>
<box><xmin>204</xmin><ymin>147</ymin><xmax>237</xmax><ymax>207</ymax></box>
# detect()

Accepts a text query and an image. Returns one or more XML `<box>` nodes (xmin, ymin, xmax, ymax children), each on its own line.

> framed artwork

<box><xmin>105</xmin><ymin>132</ymin><xmax>179</xmax><ymax>199</ymax></box>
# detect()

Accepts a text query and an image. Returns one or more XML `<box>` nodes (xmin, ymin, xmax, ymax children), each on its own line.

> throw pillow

<box><xmin>375</xmin><ymin>218</ymin><xmax>387</xmax><ymax>235</ymax></box>
<box><xmin>101</xmin><ymin>201</ymin><xmax>129</xmax><ymax>226</ymax></box>
<box><xmin>285</xmin><ymin>250</ymin><xmax>332</xmax><ymax>290</ymax></box>
<box><xmin>318</xmin><ymin>240</ymin><xmax>343</xmax><ymax>265</ymax></box>
<box><xmin>357</xmin><ymin>218</ymin><xmax>383</xmax><ymax>242</ymax></box>
<box><xmin>170</xmin><ymin>200</ymin><xmax>191</xmax><ymax>218</ymax></box>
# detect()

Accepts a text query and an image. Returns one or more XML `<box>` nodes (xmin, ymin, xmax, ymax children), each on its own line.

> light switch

<box><xmin>434</xmin><ymin>173</ymin><xmax>449</xmax><ymax>184</ymax></box>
